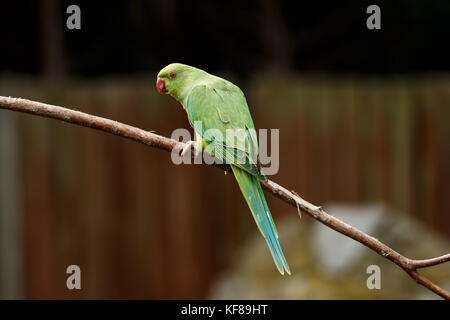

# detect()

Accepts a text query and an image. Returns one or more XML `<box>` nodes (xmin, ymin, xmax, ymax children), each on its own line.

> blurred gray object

<box><xmin>0</xmin><ymin>112</ymin><xmax>24</xmax><ymax>299</ymax></box>
<box><xmin>210</xmin><ymin>204</ymin><xmax>450</xmax><ymax>299</ymax></box>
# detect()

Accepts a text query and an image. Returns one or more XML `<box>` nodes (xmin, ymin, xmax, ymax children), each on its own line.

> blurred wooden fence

<box><xmin>0</xmin><ymin>75</ymin><xmax>449</xmax><ymax>298</ymax></box>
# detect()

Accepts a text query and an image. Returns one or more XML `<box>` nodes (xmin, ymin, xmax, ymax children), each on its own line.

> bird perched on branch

<box><xmin>156</xmin><ymin>63</ymin><xmax>290</xmax><ymax>275</ymax></box>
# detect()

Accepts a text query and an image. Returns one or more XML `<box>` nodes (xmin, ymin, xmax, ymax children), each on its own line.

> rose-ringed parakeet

<box><xmin>156</xmin><ymin>63</ymin><xmax>290</xmax><ymax>275</ymax></box>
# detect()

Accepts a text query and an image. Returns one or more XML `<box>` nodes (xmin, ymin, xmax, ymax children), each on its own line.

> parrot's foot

<box><xmin>181</xmin><ymin>140</ymin><xmax>199</xmax><ymax>157</ymax></box>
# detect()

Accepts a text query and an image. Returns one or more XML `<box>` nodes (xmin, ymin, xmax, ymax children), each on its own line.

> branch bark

<box><xmin>1</xmin><ymin>96</ymin><xmax>449</xmax><ymax>299</ymax></box>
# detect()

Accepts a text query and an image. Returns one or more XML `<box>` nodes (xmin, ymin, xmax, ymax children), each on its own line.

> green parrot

<box><xmin>156</xmin><ymin>63</ymin><xmax>290</xmax><ymax>275</ymax></box>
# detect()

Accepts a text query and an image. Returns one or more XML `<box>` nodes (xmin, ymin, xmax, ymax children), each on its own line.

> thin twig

<box><xmin>407</xmin><ymin>254</ymin><xmax>450</xmax><ymax>269</ymax></box>
<box><xmin>0</xmin><ymin>96</ymin><xmax>449</xmax><ymax>299</ymax></box>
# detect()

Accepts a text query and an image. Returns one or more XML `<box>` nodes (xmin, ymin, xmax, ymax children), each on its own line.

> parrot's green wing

<box><xmin>185</xmin><ymin>82</ymin><xmax>266</xmax><ymax>180</ymax></box>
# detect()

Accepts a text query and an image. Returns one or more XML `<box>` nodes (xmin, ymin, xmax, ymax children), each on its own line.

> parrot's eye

<box><xmin>169</xmin><ymin>72</ymin><xmax>177</xmax><ymax>79</ymax></box>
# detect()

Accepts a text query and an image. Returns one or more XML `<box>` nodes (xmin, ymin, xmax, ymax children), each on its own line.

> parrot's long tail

<box><xmin>231</xmin><ymin>165</ymin><xmax>291</xmax><ymax>275</ymax></box>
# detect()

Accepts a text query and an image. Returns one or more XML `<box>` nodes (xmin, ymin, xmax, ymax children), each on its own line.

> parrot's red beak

<box><xmin>156</xmin><ymin>78</ymin><xmax>167</xmax><ymax>94</ymax></box>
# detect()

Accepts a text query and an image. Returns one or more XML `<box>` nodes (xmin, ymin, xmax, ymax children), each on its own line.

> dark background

<box><xmin>0</xmin><ymin>1</ymin><xmax>449</xmax><ymax>300</ymax></box>
<box><xmin>2</xmin><ymin>1</ymin><xmax>450</xmax><ymax>77</ymax></box>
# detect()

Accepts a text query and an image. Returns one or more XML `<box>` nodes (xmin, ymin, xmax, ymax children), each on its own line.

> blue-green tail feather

<box><xmin>231</xmin><ymin>165</ymin><xmax>291</xmax><ymax>275</ymax></box>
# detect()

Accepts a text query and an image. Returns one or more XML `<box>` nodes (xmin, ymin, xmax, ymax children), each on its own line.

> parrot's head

<box><xmin>156</xmin><ymin>63</ymin><xmax>203</xmax><ymax>101</ymax></box>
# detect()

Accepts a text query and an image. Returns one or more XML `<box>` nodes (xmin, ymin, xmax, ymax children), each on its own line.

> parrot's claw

<box><xmin>181</xmin><ymin>140</ymin><xmax>198</xmax><ymax>157</ymax></box>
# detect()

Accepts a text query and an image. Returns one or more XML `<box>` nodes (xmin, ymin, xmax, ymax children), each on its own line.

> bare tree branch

<box><xmin>0</xmin><ymin>96</ymin><xmax>449</xmax><ymax>299</ymax></box>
